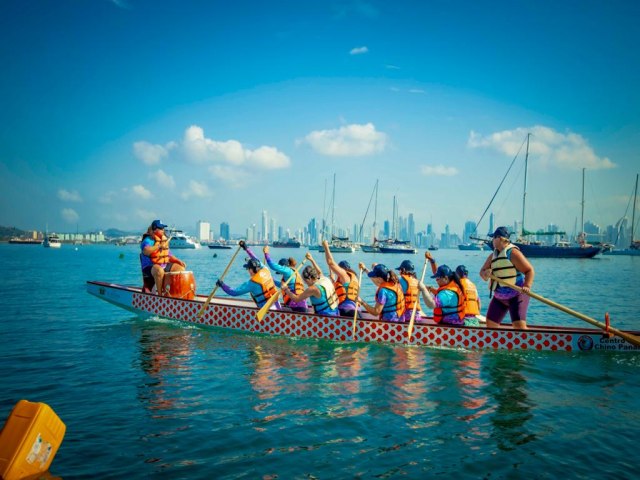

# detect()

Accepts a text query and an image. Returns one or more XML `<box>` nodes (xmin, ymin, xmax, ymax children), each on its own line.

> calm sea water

<box><xmin>1</xmin><ymin>244</ymin><xmax>639</xmax><ymax>479</ymax></box>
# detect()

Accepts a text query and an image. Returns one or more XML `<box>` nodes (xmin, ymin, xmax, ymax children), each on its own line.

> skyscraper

<box><xmin>196</xmin><ymin>220</ymin><xmax>210</xmax><ymax>242</ymax></box>
<box><xmin>261</xmin><ymin>210</ymin><xmax>268</xmax><ymax>242</ymax></box>
<box><xmin>220</xmin><ymin>222</ymin><xmax>230</xmax><ymax>241</ymax></box>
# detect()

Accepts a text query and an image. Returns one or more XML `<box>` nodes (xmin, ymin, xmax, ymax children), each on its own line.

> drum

<box><xmin>164</xmin><ymin>271</ymin><xmax>196</xmax><ymax>300</ymax></box>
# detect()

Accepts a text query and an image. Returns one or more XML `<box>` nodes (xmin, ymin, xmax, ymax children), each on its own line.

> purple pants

<box><xmin>486</xmin><ymin>293</ymin><xmax>530</xmax><ymax>324</ymax></box>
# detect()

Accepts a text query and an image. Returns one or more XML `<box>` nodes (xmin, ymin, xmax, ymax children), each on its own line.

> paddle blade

<box><xmin>256</xmin><ymin>291</ymin><xmax>280</xmax><ymax>322</ymax></box>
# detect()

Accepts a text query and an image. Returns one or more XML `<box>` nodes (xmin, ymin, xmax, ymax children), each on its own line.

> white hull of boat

<box><xmin>86</xmin><ymin>281</ymin><xmax>640</xmax><ymax>353</ymax></box>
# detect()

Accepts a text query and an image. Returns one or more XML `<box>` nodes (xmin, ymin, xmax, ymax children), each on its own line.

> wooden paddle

<box><xmin>256</xmin><ymin>259</ymin><xmax>307</xmax><ymax>322</ymax></box>
<box><xmin>488</xmin><ymin>274</ymin><xmax>640</xmax><ymax>347</ymax></box>
<box><xmin>351</xmin><ymin>267</ymin><xmax>364</xmax><ymax>336</ymax></box>
<box><xmin>196</xmin><ymin>244</ymin><xmax>241</xmax><ymax>318</ymax></box>
<box><xmin>407</xmin><ymin>253</ymin><xmax>430</xmax><ymax>341</ymax></box>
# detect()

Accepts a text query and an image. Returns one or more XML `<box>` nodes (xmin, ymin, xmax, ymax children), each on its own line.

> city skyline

<box><xmin>2</xmin><ymin>2</ymin><xmax>639</xmax><ymax>235</ymax></box>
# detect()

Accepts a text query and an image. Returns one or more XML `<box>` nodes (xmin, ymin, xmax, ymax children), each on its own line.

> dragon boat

<box><xmin>86</xmin><ymin>280</ymin><xmax>640</xmax><ymax>353</ymax></box>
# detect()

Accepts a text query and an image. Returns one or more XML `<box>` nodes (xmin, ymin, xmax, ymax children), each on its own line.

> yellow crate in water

<box><xmin>0</xmin><ymin>400</ymin><xmax>66</xmax><ymax>480</ymax></box>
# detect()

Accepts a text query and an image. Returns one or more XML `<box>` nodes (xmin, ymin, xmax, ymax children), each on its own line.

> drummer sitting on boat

<box><xmin>216</xmin><ymin>241</ymin><xmax>281</xmax><ymax>310</ymax></box>
<box><xmin>140</xmin><ymin>219</ymin><xmax>186</xmax><ymax>294</ymax></box>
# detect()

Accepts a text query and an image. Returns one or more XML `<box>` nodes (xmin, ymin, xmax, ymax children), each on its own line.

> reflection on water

<box><xmin>485</xmin><ymin>353</ymin><xmax>535</xmax><ymax>451</ymax></box>
<box><xmin>137</xmin><ymin>324</ymin><xmax>195</xmax><ymax>414</ymax></box>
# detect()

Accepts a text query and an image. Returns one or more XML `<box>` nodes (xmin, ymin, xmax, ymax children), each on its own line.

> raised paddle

<box><xmin>407</xmin><ymin>253</ymin><xmax>430</xmax><ymax>341</ymax></box>
<box><xmin>351</xmin><ymin>267</ymin><xmax>365</xmax><ymax>336</ymax></box>
<box><xmin>489</xmin><ymin>274</ymin><xmax>640</xmax><ymax>347</ymax></box>
<box><xmin>196</xmin><ymin>244</ymin><xmax>242</xmax><ymax>318</ymax></box>
<box><xmin>256</xmin><ymin>259</ymin><xmax>307</xmax><ymax>322</ymax></box>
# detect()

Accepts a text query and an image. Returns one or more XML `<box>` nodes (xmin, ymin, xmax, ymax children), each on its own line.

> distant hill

<box><xmin>103</xmin><ymin>228</ymin><xmax>140</xmax><ymax>238</ymax></box>
<box><xmin>0</xmin><ymin>226</ymin><xmax>28</xmax><ymax>240</ymax></box>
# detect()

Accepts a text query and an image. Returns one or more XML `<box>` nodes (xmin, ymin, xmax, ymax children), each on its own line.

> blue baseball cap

<box><xmin>368</xmin><ymin>264</ymin><xmax>389</xmax><ymax>279</ymax></box>
<box><xmin>431</xmin><ymin>264</ymin><xmax>453</xmax><ymax>279</ymax></box>
<box><xmin>396</xmin><ymin>260</ymin><xmax>415</xmax><ymax>272</ymax></box>
<box><xmin>489</xmin><ymin>226</ymin><xmax>511</xmax><ymax>239</ymax></box>
<box><xmin>151</xmin><ymin>219</ymin><xmax>167</xmax><ymax>230</ymax></box>
<box><xmin>338</xmin><ymin>260</ymin><xmax>351</xmax><ymax>270</ymax></box>
<box><xmin>456</xmin><ymin>265</ymin><xmax>468</xmax><ymax>277</ymax></box>
<box><xmin>243</xmin><ymin>258</ymin><xmax>261</xmax><ymax>270</ymax></box>
<box><xmin>278</xmin><ymin>258</ymin><xmax>288</xmax><ymax>267</ymax></box>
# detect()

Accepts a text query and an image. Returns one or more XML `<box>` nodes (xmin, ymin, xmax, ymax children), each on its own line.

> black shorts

<box><xmin>142</xmin><ymin>264</ymin><xmax>173</xmax><ymax>278</ymax></box>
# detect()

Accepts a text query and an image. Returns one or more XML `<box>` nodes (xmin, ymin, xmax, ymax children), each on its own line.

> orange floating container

<box><xmin>0</xmin><ymin>400</ymin><xmax>66</xmax><ymax>480</ymax></box>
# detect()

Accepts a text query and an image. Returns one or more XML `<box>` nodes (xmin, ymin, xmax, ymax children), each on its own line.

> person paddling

<box><xmin>455</xmin><ymin>265</ymin><xmax>481</xmax><ymax>326</ymax></box>
<box><xmin>316</xmin><ymin>239</ymin><xmax>360</xmax><ymax>316</ymax></box>
<box><xmin>358</xmin><ymin>263</ymin><xmax>406</xmax><ymax>322</ymax></box>
<box><xmin>479</xmin><ymin>226</ymin><xmax>534</xmax><ymax>330</ymax></box>
<box><xmin>396</xmin><ymin>259</ymin><xmax>430</xmax><ymax>322</ymax></box>
<box><xmin>262</xmin><ymin>245</ymin><xmax>308</xmax><ymax>312</ymax></box>
<box><xmin>281</xmin><ymin>254</ymin><xmax>339</xmax><ymax>316</ymax></box>
<box><xmin>216</xmin><ymin>241</ymin><xmax>281</xmax><ymax>310</ymax></box>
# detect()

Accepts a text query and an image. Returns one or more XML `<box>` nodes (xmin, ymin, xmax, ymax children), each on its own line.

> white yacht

<box><xmin>43</xmin><ymin>234</ymin><xmax>62</xmax><ymax>248</ymax></box>
<box><xmin>168</xmin><ymin>229</ymin><xmax>201</xmax><ymax>249</ymax></box>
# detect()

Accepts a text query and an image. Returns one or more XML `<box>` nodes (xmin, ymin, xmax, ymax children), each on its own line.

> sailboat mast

<box><xmin>632</xmin><ymin>173</ymin><xmax>639</xmax><ymax>243</ymax></box>
<box><xmin>521</xmin><ymin>133</ymin><xmax>530</xmax><ymax>237</ymax></box>
<box><xmin>331</xmin><ymin>173</ymin><xmax>336</xmax><ymax>239</ymax></box>
<box><xmin>373</xmin><ymin>179</ymin><xmax>378</xmax><ymax>241</ymax></box>
<box><xmin>581</xmin><ymin>167</ymin><xmax>586</xmax><ymax>239</ymax></box>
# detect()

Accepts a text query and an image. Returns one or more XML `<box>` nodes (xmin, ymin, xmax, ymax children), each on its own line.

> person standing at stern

<box><xmin>480</xmin><ymin>226</ymin><xmax>535</xmax><ymax>330</ymax></box>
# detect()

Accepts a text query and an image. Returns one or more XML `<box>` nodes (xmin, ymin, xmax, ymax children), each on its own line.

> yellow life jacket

<box><xmin>249</xmin><ymin>268</ymin><xmax>277</xmax><ymax>307</ymax></box>
<box><xmin>460</xmin><ymin>277</ymin><xmax>480</xmax><ymax>316</ymax></box>
<box><xmin>489</xmin><ymin>244</ymin><xmax>520</xmax><ymax>292</ymax></box>
<box><xmin>311</xmin><ymin>276</ymin><xmax>340</xmax><ymax>313</ymax></box>
<box><xmin>400</xmin><ymin>273</ymin><xmax>420</xmax><ymax>312</ymax></box>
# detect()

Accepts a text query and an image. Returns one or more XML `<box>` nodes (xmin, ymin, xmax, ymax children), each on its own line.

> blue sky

<box><xmin>1</xmin><ymin>0</ymin><xmax>639</xmax><ymax>238</ymax></box>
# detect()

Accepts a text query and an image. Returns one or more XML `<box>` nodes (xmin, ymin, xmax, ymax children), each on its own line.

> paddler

<box><xmin>396</xmin><ymin>259</ymin><xmax>430</xmax><ymax>322</ymax></box>
<box><xmin>358</xmin><ymin>263</ymin><xmax>406</xmax><ymax>322</ymax></box>
<box><xmin>425</xmin><ymin>265</ymin><xmax>467</xmax><ymax>326</ymax></box>
<box><xmin>281</xmin><ymin>253</ymin><xmax>339</xmax><ymax>316</ymax></box>
<box><xmin>216</xmin><ymin>241</ymin><xmax>281</xmax><ymax>310</ymax></box>
<box><xmin>455</xmin><ymin>265</ymin><xmax>482</xmax><ymax>326</ymax></box>
<box><xmin>262</xmin><ymin>245</ymin><xmax>308</xmax><ymax>312</ymax></box>
<box><xmin>309</xmin><ymin>239</ymin><xmax>360</xmax><ymax>316</ymax></box>
<box><xmin>479</xmin><ymin>226</ymin><xmax>535</xmax><ymax>330</ymax></box>
<box><xmin>140</xmin><ymin>219</ymin><xmax>186</xmax><ymax>294</ymax></box>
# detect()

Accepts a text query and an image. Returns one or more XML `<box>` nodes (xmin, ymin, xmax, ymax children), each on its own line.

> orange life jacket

<box><xmin>145</xmin><ymin>233</ymin><xmax>170</xmax><ymax>265</ymax></box>
<box><xmin>400</xmin><ymin>273</ymin><xmax>421</xmax><ymax>312</ymax></box>
<box><xmin>249</xmin><ymin>267</ymin><xmax>277</xmax><ymax>307</ymax></box>
<box><xmin>376</xmin><ymin>281</ymin><xmax>405</xmax><ymax>319</ymax></box>
<box><xmin>433</xmin><ymin>280</ymin><xmax>465</xmax><ymax>324</ymax></box>
<box><xmin>283</xmin><ymin>271</ymin><xmax>305</xmax><ymax>306</ymax></box>
<box><xmin>460</xmin><ymin>278</ymin><xmax>480</xmax><ymax>316</ymax></box>
<box><xmin>333</xmin><ymin>271</ymin><xmax>359</xmax><ymax>304</ymax></box>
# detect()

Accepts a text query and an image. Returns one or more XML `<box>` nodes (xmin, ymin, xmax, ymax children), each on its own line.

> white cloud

<box><xmin>303</xmin><ymin>123</ymin><xmax>387</xmax><ymax>157</ymax></box>
<box><xmin>61</xmin><ymin>208</ymin><xmax>79</xmax><ymax>223</ymax></box>
<box><xmin>420</xmin><ymin>165</ymin><xmax>459</xmax><ymax>176</ymax></box>
<box><xmin>209</xmin><ymin>165</ymin><xmax>250</xmax><ymax>188</ymax></box>
<box><xmin>58</xmin><ymin>189</ymin><xmax>82</xmax><ymax>202</ymax></box>
<box><xmin>181</xmin><ymin>180</ymin><xmax>213</xmax><ymax>200</ymax></box>
<box><xmin>247</xmin><ymin>146</ymin><xmax>290</xmax><ymax>169</ymax></box>
<box><xmin>99</xmin><ymin>190</ymin><xmax>117</xmax><ymax>204</ymax></box>
<box><xmin>409</xmin><ymin>88</ymin><xmax>425</xmax><ymax>94</ymax></box>
<box><xmin>131</xmin><ymin>184</ymin><xmax>153</xmax><ymax>199</ymax></box>
<box><xmin>133</xmin><ymin>141</ymin><xmax>175</xmax><ymax>166</ymax></box>
<box><xmin>350</xmin><ymin>46</ymin><xmax>369</xmax><ymax>55</ymax></box>
<box><xmin>149</xmin><ymin>169</ymin><xmax>176</xmax><ymax>189</ymax></box>
<box><xmin>181</xmin><ymin>125</ymin><xmax>290</xmax><ymax>169</ymax></box>
<box><xmin>468</xmin><ymin>126</ymin><xmax>616</xmax><ymax>170</ymax></box>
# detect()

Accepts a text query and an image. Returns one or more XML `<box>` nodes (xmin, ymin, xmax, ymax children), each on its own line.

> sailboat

<box><xmin>604</xmin><ymin>173</ymin><xmax>640</xmax><ymax>256</ymax></box>
<box><xmin>379</xmin><ymin>195</ymin><xmax>417</xmax><ymax>254</ymax></box>
<box><xmin>318</xmin><ymin>174</ymin><xmax>355</xmax><ymax>253</ymax></box>
<box><xmin>512</xmin><ymin>135</ymin><xmax>601</xmax><ymax>258</ymax></box>
<box><xmin>360</xmin><ymin>180</ymin><xmax>380</xmax><ymax>253</ymax></box>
